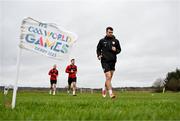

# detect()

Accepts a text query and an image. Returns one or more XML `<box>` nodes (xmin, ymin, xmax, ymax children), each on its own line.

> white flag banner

<box><xmin>20</xmin><ymin>17</ymin><xmax>77</xmax><ymax>60</ymax></box>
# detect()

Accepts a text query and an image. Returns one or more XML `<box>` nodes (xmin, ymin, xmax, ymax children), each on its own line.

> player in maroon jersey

<box><xmin>48</xmin><ymin>64</ymin><xmax>58</xmax><ymax>95</ymax></box>
<box><xmin>65</xmin><ymin>59</ymin><xmax>77</xmax><ymax>96</ymax></box>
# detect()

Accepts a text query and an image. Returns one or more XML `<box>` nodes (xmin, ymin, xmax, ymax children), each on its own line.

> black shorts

<box><xmin>50</xmin><ymin>80</ymin><xmax>57</xmax><ymax>85</ymax></box>
<box><xmin>68</xmin><ymin>77</ymin><xmax>77</xmax><ymax>86</ymax></box>
<box><xmin>101</xmin><ymin>62</ymin><xmax>116</xmax><ymax>73</ymax></box>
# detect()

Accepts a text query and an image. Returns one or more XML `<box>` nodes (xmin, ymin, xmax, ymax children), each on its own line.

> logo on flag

<box><xmin>20</xmin><ymin>17</ymin><xmax>77</xmax><ymax>60</ymax></box>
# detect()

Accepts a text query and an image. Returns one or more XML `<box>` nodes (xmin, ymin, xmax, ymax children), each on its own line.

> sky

<box><xmin>0</xmin><ymin>0</ymin><xmax>179</xmax><ymax>88</ymax></box>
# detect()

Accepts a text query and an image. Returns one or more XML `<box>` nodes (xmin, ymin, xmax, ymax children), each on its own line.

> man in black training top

<box><xmin>96</xmin><ymin>27</ymin><xmax>121</xmax><ymax>99</ymax></box>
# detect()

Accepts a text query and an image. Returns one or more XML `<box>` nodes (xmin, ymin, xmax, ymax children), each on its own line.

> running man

<box><xmin>48</xmin><ymin>64</ymin><xmax>58</xmax><ymax>95</ymax></box>
<box><xmin>65</xmin><ymin>59</ymin><xmax>77</xmax><ymax>96</ymax></box>
<box><xmin>96</xmin><ymin>27</ymin><xmax>121</xmax><ymax>98</ymax></box>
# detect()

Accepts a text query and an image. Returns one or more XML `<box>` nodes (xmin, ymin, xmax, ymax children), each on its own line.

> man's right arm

<box><xmin>65</xmin><ymin>66</ymin><xmax>70</xmax><ymax>73</ymax></box>
<box><xmin>96</xmin><ymin>39</ymin><xmax>103</xmax><ymax>60</ymax></box>
<box><xmin>48</xmin><ymin>70</ymin><xmax>51</xmax><ymax>75</ymax></box>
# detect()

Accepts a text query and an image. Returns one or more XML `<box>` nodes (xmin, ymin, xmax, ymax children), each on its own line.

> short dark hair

<box><xmin>106</xmin><ymin>27</ymin><xmax>113</xmax><ymax>32</ymax></box>
<box><xmin>71</xmin><ymin>59</ymin><xmax>75</xmax><ymax>62</ymax></box>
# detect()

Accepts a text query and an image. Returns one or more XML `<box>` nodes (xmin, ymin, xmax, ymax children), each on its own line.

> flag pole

<box><xmin>12</xmin><ymin>46</ymin><xmax>22</xmax><ymax>109</ymax></box>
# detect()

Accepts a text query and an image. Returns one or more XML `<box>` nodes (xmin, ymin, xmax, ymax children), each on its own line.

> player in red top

<box><xmin>48</xmin><ymin>64</ymin><xmax>58</xmax><ymax>95</ymax></box>
<box><xmin>65</xmin><ymin>59</ymin><xmax>77</xmax><ymax>96</ymax></box>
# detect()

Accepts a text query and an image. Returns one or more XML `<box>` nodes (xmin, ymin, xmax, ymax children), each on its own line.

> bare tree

<box><xmin>152</xmin><ymin>78</ymin><xmax>166</xmax><ymax>88</ymax></box>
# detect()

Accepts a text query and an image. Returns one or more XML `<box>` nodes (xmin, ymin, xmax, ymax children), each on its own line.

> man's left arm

<box><xmin>115</xmin><ymin>40</ymin><xmax>121</xmax><ymax>54</ymax></box>
<box><xmin>75</xmin><ymin>66</ymin><xmax>77</xmax><ymax>74</ymax></box>
<box><xmin>56</xmin><ymin>70</ymin><xmax>58</xmax><ymax>77</ymax></box>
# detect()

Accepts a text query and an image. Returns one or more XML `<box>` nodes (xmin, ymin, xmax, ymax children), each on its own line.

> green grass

<box><xmin>0</xmin><ymin>90</ymin><xmax>180</xmax><ymax>120</ymax></box>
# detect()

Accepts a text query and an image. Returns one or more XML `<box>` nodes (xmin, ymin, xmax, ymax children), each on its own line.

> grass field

<box><xmin>0</xmin><ymin>90</ymin><xmax>180</xmax><ymax>121</ymax></box>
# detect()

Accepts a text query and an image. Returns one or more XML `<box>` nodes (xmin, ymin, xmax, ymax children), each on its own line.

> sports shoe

<box><xmin>110</xmin><ymin>93</ymin><xmax>116</xmax><ymax>99</ymax></box>
<box><xmin>53</xmin><ymin>91</ymin><xmax>56</xmax><ymax>95</ymax></box>
<box><xmin>102</xmin><ymin>89</ymin><xmax>106</xmax><ymax>98</ymax></box>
